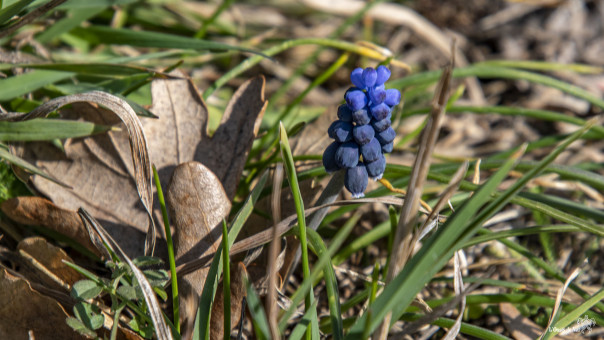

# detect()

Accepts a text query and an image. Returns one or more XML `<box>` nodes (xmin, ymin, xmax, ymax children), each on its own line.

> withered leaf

<box><xmin>0</xmin><ymin>268</ymin><xmax>82</xmax><ymax>340</ymax></box>
<box><xmin>1</xmin><ymin>197</ymin><xmax>104</xmax><ymax>258</ymax></box>
<box><xmin>166</xmin><ymin>161</ymin><xmax>231</xmax><ymax>340</ymax></box>
<box><xmin>17</xmin><ymin>236</ymin><xmax>83</xmax><ymax>287</ymax></box>
<box><xmin>194</xmin><ymin>75</ymin><xmax>267</xmax><ymax>199</ymax></box>
<box><xmin>12</xmin><ymin>73</ymin><xmax>266</xmax><ymax>258</ymax></box>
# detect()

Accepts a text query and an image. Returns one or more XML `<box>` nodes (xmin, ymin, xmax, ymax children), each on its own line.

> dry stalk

<box><xmin>266</xmin><ymin>164</ymin><xmax>284</xmax><ymax>339</ymax></box>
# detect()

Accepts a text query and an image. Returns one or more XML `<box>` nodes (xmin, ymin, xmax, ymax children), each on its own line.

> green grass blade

<box><xmin>245</xmin><ymin>278</ymin><xmax>270</xmax><ymax>340</ymax></box>
<box><xmin>203</xmin><ymin>38</ymin><xmax>398</xmax><ymax>100</ymax></box>
<box><xmin>0</xmin><ymin>145</ymin><xmax>68</xmax><ymax>186</ymax></box>
<box><xmin>306</xmin><ymin>228</ymin><xmax>345</xmax><ymax>340</ymax></box>
<box><xmin>463</xmin><ymin>225</ymin><xmax>581</xmax><ymax>247</ymax></box>
<box><xmin>0</xmin><ymin>62</ymin><xmax>163</xmax><ymax>76</ymax></box>
<box><xmin>399</xmin><ymin>314</ymin><xmax>513</xmax><ymax>340</ymax></box>
<box><xmin>152</xmin><ymin>165</ymin><xmax>179</xmax><ymax>333</ymax></box>
<box><xmin>288</xmin><ymin>300</ymin><xmax>319</xmax><ymax>340</ymax></box>
<box><xmin>390</xmin><ymin>65</ymin><xmax>604</xmax><ymax>110</ymax></box>
<box><xmin>410</xmin><ymin>293</ymin><xmax>604</xmax><ymax>326</ymax></box>
<box><xmin>0</xmin><ymin>70</ymin><xmax>73</xmax><ymax>101</ymax></box>
<box><xmin>279</xmin><ymin>122</ymin><xmax>312</xmax><ymax>319</ymax></box>
<box><xmin>70</xmin><ymin>26</ymin><xmax>267</xmax><ymax>57</ymax></box>
<box><xmin>0</xmin><ymin>0</ymin><xmax>34</xmax><ymax>24</ymax></box>
<box><xmin>475</xmin><ymin>60</ymin><xmax>604</xmax><ymax>74</ymax></box>
<box><xmin>0</xmin><ymin>118</ymin><xmax>111</xmax><ymax>141</ymax></box>
<box><xmin>35</xmin><ymin>6</ymin><xmax>106</xmax><ymax>44</ymax></box>
<box><xmin>404</xmin><ymin>105</ymin><xmax>604</xmax><ymax>137</ymax></box>
<box><xmin>221</xmin><ymin>220</ymin><xmax>230</xmax><ymax>340</ymax></box>
<box><xmin>279</xmin><ymin>213</ymin><xmax>358</xmax><ymax>336</ymax></box>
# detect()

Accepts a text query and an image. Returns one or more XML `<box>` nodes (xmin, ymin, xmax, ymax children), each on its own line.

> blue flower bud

<box><xmin>335</xmin><ymin>141</ymin><xmax>359</xmax><ymax>168</ymax></box>
<box><xmin>366</xmin><ymin>154</ymin><xmax>386</xmax><ymax>180</ymax></box>
<box><xmin>353</xmin><ymin>124</ymin><xmax>374</xmax><ymax>145</ymax></box>
<box><xmin>370</xmin><ymin>102</ymin><xmax>391</xmax><ymax>120</ymax></box>
<box><xmin>345</xmin><ymin>162</ymin><xmax>368</xmax><ymax>198</ymax></box>
<box><xmin>350</xmin><ymin>67</ymin><xmax>364</xmax><ymax>89</ymax></box>
<box><xmin>332</xmin><ymin>121</ymin><xmax>353</xmax><ymax>143</ymax></box>
<box><xmin>322</xmin><ymin>142</ymin><xmax>341</xmax><ymax>173</ymax></box>
<box><xmin>352</xmin><ymin>108</ymin><xmax>371</xmax><ymax>125</ymax></box>
<box><xmin>377</xmin><ymin>127</ymin><xmax>396</xmax><ymax>144</ymax></box>
<box><xmin>361</xmin><ymin>138</ymin><xmax>382</xmax><ymax>162</ymax></box>
<box><xmin>362</xmin><ymin>67</ymin><xmax>377</xmax><ymax>88</ymax></box>
<box><xmin>382</xmin><ymin>141</ymin><xmax>394</xmax><ymax>153</ymax></box>
<box><xmin>376</xmin><ymin>65</ymin><xmax>391</xmax><ymax>85</ymax></box>
<box><xmin>337</xmin><ymin>105</ymin><xmax>353</xmax><ymax>122</ymax></box>
<box><xmin>384</xmin><ymin>88</ymin><xmax>401</xmax><ymax>107</ymax></box>
<box><xmin>368</xmin><ymin>85</ymin><xmax>386</xmax><ymax>105</ymax></box>
<box><xmin>371</xmin><ymin>114</ymin><xmax>391</xmax><ymax>132</ymax></box>
<box><xmin>345</xmin><ymin>87</ymin><xmax>368</xmax><ymax>111</ymax></box>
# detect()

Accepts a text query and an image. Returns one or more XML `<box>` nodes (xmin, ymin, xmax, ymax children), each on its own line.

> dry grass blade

<box><xmin>539</xmin><ymin>261</ymin><xmax>585</xmax><ymax>339</ymax></box>
<box><xmin>14</xmin><ymin>91</ymin><xmax>156</xmax><ymax>255</ymax></box>
<box><xmin>376</xmin><ymin>47</ymin><xmax>454</xmax><ymax>339</ymax></box>
<box><xmin>442</xmin><ymin>250</ymin><xmax>466</xmax><ymax>340</ymax></box>
<box><xmin>77</xmin><ymin>208</ymin><xmax>172</xmax><ymax>340</ymax></box>
<box><xmin>417</xmin><ymin>161</ymin><xmax>468</xmax><ymax>238</ymax></box>
<box><xmin>267</xmin><ymin>163</ymin><xmax>284</xmax><ymax>339</ymax></box>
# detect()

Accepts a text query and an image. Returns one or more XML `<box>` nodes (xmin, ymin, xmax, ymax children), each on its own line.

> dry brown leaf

<box><xmin>211</xmin><ymin>262</ymin><xmax>247</xmax><ymax>340</ymax></box>
<box><xmin>1</xmin><ymin>197</ymin><xmax>103</xmax><ymax>258</ymax></box>
<box><xmin>10</xmin><ymin>74</ymin><xmax>266</xmax><ymax>259</ymax></box>
<box><xmin>194</xmin><ymin>75</ymin><xmax>267</xmax><ymax>199</ymax></box>
<box><xmin>18</xmin><ymin>101</ymin><xmax>154</xmax><ymax>258</ymax></box>
<box><xmin>166</xmin><ymin>161</ymin><xmax>232</xmax><ymax>340</ymax></box>
<box><xmin>0</xmin><ymin>268</ymin><xmax>82</xmax><ymax>340</ymax></box>
<box><xmin>17</xmin><ymin>236</ymin><xmax>83</xmax><ymax>287</ymax></box>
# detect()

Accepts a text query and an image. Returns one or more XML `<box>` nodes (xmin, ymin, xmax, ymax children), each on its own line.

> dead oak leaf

<box><xmin>14</xmin><ymin>73</ymin><xmax>266</xmax><ymax>258</ymax></box>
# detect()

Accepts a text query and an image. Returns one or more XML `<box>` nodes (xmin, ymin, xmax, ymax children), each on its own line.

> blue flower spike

<box><xmin>324</xmin><ymin>65</ymin><xmax>400</xmax><ymax>197</ymax></box>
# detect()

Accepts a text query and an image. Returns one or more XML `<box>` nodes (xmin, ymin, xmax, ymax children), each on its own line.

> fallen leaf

<box><xmin>194</xmin><ymin>75</ymin><xmax>267</xmax><ymax>199</ymax></box>
<box><xmin>166</xmin><ymin>161</ymin><xmax>231</xmax><ymax>340</ymax></box>
<box><xmin>17</xmin><ymin>236</ymin><xmax>84</xmax><ymax>287</ymax></box>
<box><xmin>0</xmin><ymin>268</ymin><xmax>82</xmax><ymax>340</ymax></box>
<box><xmin>1</xmin><ymin>197</ymin><xmax>104</xmax><ymax>258</ymax></box>
<box><xmin>10</xmin><ymin>73</ymin><xmax>266</xmax><ymax>258</ymax></box>
<box><xmin>17</xmin><ymin>101</ymin><xmax>154</xmax><ymax>258</ymax></box>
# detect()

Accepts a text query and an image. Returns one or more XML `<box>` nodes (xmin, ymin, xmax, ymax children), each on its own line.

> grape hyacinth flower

<box><xmin>322</xmin><ymin>65</ymin><xmax>400</xmax><ymax>198</ymax></box>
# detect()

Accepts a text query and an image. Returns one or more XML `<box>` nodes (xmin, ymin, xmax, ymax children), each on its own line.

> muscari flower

<box><xmin>323</xmin><ymin>65</ymin><xmax>400</xmax><ymax>197</ymax></box>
